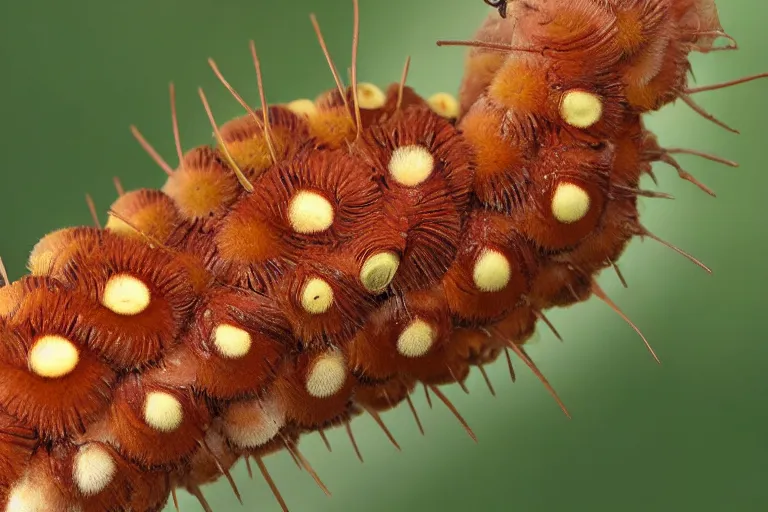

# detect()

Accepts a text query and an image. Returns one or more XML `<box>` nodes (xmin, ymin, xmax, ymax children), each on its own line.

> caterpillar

<box><xmin>0</xmin><ymin>0</ymin><xmax>765</xmax><ymax>511</ymax></box>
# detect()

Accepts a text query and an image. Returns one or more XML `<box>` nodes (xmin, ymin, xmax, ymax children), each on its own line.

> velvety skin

<box><xmin>0</xmin><ymin>1</ymin><xmax>741</xmax><ymax>511</ymax></box>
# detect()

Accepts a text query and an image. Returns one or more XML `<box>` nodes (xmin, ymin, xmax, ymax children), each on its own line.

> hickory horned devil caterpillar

<box><xmin>0</xmin><ymin>0</ymin><xmax>765</xmax><ymax>511</ymax></box>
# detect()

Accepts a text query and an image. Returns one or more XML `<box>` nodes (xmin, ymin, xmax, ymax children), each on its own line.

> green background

<box><xmin>0</xmin><ymin>1</ymin><xmax>766</xmax><ymax>510</ymax></box>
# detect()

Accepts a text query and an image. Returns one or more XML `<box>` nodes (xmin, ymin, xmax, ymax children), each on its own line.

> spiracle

<box><xmin>0</xmin><ymin>1</ymin><xmax>765</xmax><ymax>511</ymax></box>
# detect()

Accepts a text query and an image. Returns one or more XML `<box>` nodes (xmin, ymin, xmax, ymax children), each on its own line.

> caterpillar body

<box><xmin>0</xmin><ymin>1</ymin><xmax>763</xmax><ymax>511</ymax></box>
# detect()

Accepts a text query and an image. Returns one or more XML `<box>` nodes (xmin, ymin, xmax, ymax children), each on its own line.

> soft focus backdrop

<box><xmin>0</xmin><ymin>1</ymin><xmax>766</xmax><ymax>510</ymax></box>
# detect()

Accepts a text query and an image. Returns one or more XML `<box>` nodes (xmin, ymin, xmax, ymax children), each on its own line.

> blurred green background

<box><xmin>0</xmin><ymin>1</ymin><xmax>766</xmax><ymax>511</ymax></box>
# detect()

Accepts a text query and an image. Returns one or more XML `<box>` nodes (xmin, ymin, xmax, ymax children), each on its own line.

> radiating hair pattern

<box><xmin>0</xmin><ymin>0</ymin><xmax>763</xmax><ymax>510</ymax></box>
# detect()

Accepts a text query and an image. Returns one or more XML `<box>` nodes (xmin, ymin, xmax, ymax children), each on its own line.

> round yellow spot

<box><xmin>101</xmin><ymin>274</ymin><xmax>151</xmax><ymax>316</ymax></box>
<box><xmin>143</xmin><ymin>391</ymin><xmax>183</xmax><ymax>433</ymax></box>
<box><xmin>28</xmin><ymin>335</ymin><xmax>79</xmax><ymax>379</ymax></box>
<box><xmin>288</xmin><ymin>190</ymin><xmax>335</xmax><ymax>234</ymax></box>
<box><xmin>356</xmin><ymin>82</ymin><xmax>386</xmax><ymax>109</ymax></box>
<box><xmin>300</xmin><ymin>278</ymin><xmax>334</xmax><ymax>315</ymax></box>
<box><xmin>396</xmin><ymin>319</ymin><xmax>436</xmax><ymax>358</ymax></box>
<box><xmin>305</xmin><ymin>351</ymin><xmax>347</xmax><ymax>398</ymax></box>
<box><xmin>472</xmin><ymin>249</ymin><xmax>511</xmax><ymax>293</ymax></box>
<box><xmin>551</xmin><ymin>182</ymin><xmax>591</xmax><ymax>224</ymax></box>
<box><xmin>560</xmin><ymin>90</ymin><xmax>603</xmax><ymax>128</ymax></box>
<box><xmin>73</xmin><ymin>444</ymin><xmax>116</xmax><ymax>496</ymax></box>
<box><xmin>427</xmin><ymin>92</ymin><xmax>460</xmax><ymax>119</ymax></box>
<box><xmin>286</xmin><ymin>98</ymin><xmax>318</xmax><ymax>117</ymax></box>
<box><xmin>388</xmin><ymin>145</ymin><xmax>435</xmax><ymax>187</ymax></box>
<box><xmin>360</xmin><ymin>252</ymin><xmax>400</xmax><ymax>293</ymax></box>
<box><xmin>213</xmin><ymin>324</ymin><xmax>252</xmax><ymax>359</ymax></box>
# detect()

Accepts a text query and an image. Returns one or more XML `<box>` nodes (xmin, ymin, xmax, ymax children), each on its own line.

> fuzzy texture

<box><xmin>0</xmin><ymin>1</ymin><xmax>747</xmax><ymax>510</ymax></box>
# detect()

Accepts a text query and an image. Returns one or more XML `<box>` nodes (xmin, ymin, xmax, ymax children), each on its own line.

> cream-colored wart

<box><xmin>472</xmin><ymin>249</ymin><xmax>512</xmax><ymax>293</ymax></box>
<box><xmin>356</xmin><ymin>82</ymin><xmax>386</xmax><ymax>109</ymax></box>
<box><xmin>28</xmin><ymin>335</ymin><xmax>79</xmax><ymax>379</ymax></box>
<box><xmin>73</xmin><ymin>444</ymin><xmax>116</xmax><ymax>496</ymax></box>
<box><xmin>305</xmin><ymin>350</ymin><xmax>347</xmax><ymax>398</ymax></box>
<box><xmin>300</xmin><ymin>277</ymin><xmax>334</xmax><ymax>315</ymax></box>
<box><xmin>388</xmin><ymin>145</ymin><xmax>435</xmax><ymax>187</ymax></box>
<box><xmin>101</xmin><ymin>274</ymin><xmax>151</xmax><ymax>316</ymax></box>
<box><xmin>286</xmin><ymin>98</ymin><xmax>318</xmax><ymax>117</ymax></box>
<box><xmin>559</xmin><ymin>90</ymin><xmax>603</xmax><ymax>128</ymax></box>
<box><xmin>223</xmin><ymin>397</ymin><xmax>286</xmax><ymax>449</ymax></box>
<box><xmin>5</xmin><ymin>475</ymin><xmax>64</xmax><ymax>512</ymax></box>
<box><xmin>427</xmin><ymin>92</ymin><xmax>460</xmax><ymax>119</ymax></box>
<box><xmin>551</xmin><ymin>182</ymin><xmax>591</xmax><ymax>224</ymax></box>
<box><xmin>143</xmin><ymin>391</ymin><xmax>183</xmax><ymax>433</ymax></box>
<box><xmin>396</xmin><ymin>319</ymin><xmax>436</xmax><ymax>358</ymax></box>
<box><xmin>213</xmin><ymin>323</ymin><xmax>252</xmax><ymax>359</ymax></box>
<box><xmin>288</xmin><ymin>190</ymin><xmax>335</xmax><ymax>234</ymax></box>
<box><xmin>360</xmin><ymin>251</ymin><xmax>400</xmax><ymax>292</ymax></box>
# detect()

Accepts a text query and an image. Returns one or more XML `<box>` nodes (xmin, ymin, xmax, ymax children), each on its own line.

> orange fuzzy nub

<box><xmin>442</xmin><ymin>211</ymin><xmax>539</xmax><ymax>324</ymax></box>
<box><xmin>27</xmin><ymin>226</ymin><xmax>103</xmax><ymax>277</ymax></box>
<box><xmin>459</xmin><ymin>97</ymin><xmax>535</xmax><ymax>212</ymax></box>
<box><xmin>251</xmin><ymin>149</ymin><xmax>383</xmax><ymax>249</ymax></box>
<box><xmin>219</xmin><ymin>106</ymin><xmax>309</xmax><ymax>176</ymax></box>
<box><xmin>509</xmin><ymin>0</ymin><xmax>622</xmax><ymax>69</ymax></box>
<box><xmin>509</xmin><ymin>140</ymin><xmax>613</xmax><ymax>251</ymax></box>
<box><xmin>623</xmin><ymin>35</ymin><xmax>690</xmax><ymax>112</ymax></box>
<box><xmin>162</xmin><ymin>146</ymin><xmax>242</xmax><ymax>221</ymax></box>
<box><xmin>275</xmin><ymin>249</ymin><xmax>376</xmax><ymax>345</ymax></box>
<box><xmin>46</xmin><ymin>440</ymin><xmax>171</xmax><ymax>511</ymax></box>
<box><xmin>361</xmin><ymin>107</ymin><xmax>472</xmax><ymax>291</ymax></box>
<box><xmin>346</xmin><ymin>287</ymin><xmax>452</xmax><ymax>381</ymax></box>
<box><xmin>54</xmin><ymin>230</ymin><xmax>197</xmax><ymax>369</ymax></box>
<box><xmin>181</xmin><ymin>288</ymin><xmax>290</xmax><ymax>400</ymax></box>
<box><xmin>1</xmin><ymin>287</ymin><xmax>116</xmax><ymax>439</ymax></box>
<box><xmin>305</xmin><ymin>103</ymin><xmax>356</xmax><ymax>148</ymax></box>
<box><xmin>100</xmin><ymin>375</ymin><xmax>209</xmax><ymax>468</ymax></box>
<box><xmin>487</xmin><ymin>55</ymin><xmax>551</xmax><ymax>134</ymax></box>
<box><xmin>274</xmin><ymin>349</ymin><xmax>355</xmax><ymax>430</ymax></box>
<box><xmin>106</xmin><ymin>189</ymin><xmax>181</xmax><ymax>243</ymax></box>
<box><xmin>0</xmin><ymin>275</ymin><xmax>66</xmax><ymax>318</ymax></box>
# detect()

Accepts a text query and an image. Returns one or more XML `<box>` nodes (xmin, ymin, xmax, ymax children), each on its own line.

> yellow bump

<box><xmin>213</xmin><ymin>324</ymin><xmax>252</xmax><ymax>359</ymax></box>
<box><xmin>305</xmin><ymin>351</ymin><xmax>347</xmax><ymax>398</ymax></box>
<box><xmin>551</xmin><ymin>182</ymin><xmax>591</xmax><ymax>224</ymax></box>
<box><xmin>101</xmin><ymin>274</ymin><xmax>151</xmax><ymax>316</ymax></box>
<box><xmin>427</xmin><ymin>92</ymin><xmax>460</xmax><ymax>119</ymax></box>
<box><xmin>300</xmin><ymin>278</ymin><xmax>333</xmax><ymax>315</ymax></box>
<box><xmin>560</xmin><ymin>90</ymin><xmax>603</xmax><ymax>128</ymax></box>
<box><xmin>356</xmin><ymin>82</ymin><xmax>386</xmax><ymax>109</ymax></box>
<box><xmin>143</xmin><ymin>391</ymin><xmax>183</xmax><ymax>433</ymax></box>
<box><xmin>360</xmin><ymin>251</ymin><xmax>400</xmax><ymax>293</ymax></box>
<box><xmin>73</xmin><ymin>444</ymin><xmax>116</xmax><ymax>496</ymax></box>
<box><xmin>396</xmin><ymin>319</ymin><xmax>436</xmax><ymax>358</ymax></box>
<box><xmin>286</xmin><ymin>99</ymin><xmax>318</xmax><ymax>117</ymax></box>
<box><xmin>388</xmin><ymin>145</ymin><xmax>435</xmax><ymax>187</ymax></box>
<box><xmin>472</xmin><ymin>249</ymin><xmax>511</xmax><ymax>293</ymax></box>
<box><xmin>28</xmin><ymin>335</ymin><xmax>79</xmax><ymax>379</ymax></box>
<box><xmin>288</xmin><ymin>190</ymin><xmax>335</xmax><ymax>234</ymax></box>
